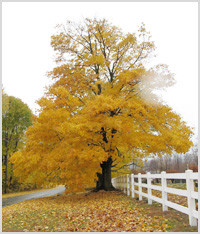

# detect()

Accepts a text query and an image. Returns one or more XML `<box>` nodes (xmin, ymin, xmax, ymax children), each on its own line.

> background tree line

<box><xmin>2</xmin><ymin>88</ymin><xmax>35</xmax><ymax>193</ymax></box>
<box><xmin>129</xmin><ymin>144</ymin><xmax>198</xmax><ymax>175</ymax></box>
<box><xmin>143</xmin><ymin>145</ymin><xmax>198</xmax><ymax>174</ymax></box>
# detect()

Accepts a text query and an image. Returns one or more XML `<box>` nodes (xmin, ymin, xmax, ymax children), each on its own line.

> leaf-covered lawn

<box><xmin>2</xmin><ymin>190</ymin><xmax>198</xmax><ymax>232</ymax></box>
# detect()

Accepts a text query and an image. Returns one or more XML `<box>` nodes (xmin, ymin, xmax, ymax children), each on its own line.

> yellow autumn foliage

<box><xmin>11</xmin><ymin>18</ymin><xmax>193</xmax><ymax>192</ymax></box>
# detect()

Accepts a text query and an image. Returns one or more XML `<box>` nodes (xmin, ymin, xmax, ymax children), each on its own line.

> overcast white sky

<box><xmin>2</xmin><ymin>2</ymin><xmax>198</xmax><ymax>142</ymax></box>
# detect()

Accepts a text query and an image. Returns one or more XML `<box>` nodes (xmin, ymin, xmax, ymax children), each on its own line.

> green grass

<box><xmin>167</xmin><ymin>182</ymin><xmax>198</xmax><ymax>191</ymax></box>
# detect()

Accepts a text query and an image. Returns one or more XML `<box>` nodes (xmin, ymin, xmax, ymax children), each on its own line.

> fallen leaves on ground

<box><xmin>3</xmin><ymin>189</ymin><xmax>198</xmax><ymax>232</ymax></box>
<box><xmin>3</xmin><ymin>190</ymin><xmax>169</xmax><ymax>232</ymax></box>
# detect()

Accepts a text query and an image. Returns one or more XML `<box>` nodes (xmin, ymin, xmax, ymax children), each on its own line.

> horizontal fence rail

<box><xmin>112</xmin><ymin>170</ymin><xmax>198</xmax><ymax>226</ymax></box>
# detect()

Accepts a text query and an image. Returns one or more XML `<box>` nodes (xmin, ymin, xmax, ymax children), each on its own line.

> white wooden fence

<box><xmin>112</xmin><ymin>170</ymin><xmax>198</xmax><ymax>226</ymax></box>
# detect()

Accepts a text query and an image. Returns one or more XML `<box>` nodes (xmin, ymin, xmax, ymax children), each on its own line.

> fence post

<box><xmin>186</xmin><ymin>170</ymin><xmax>197</xmax><ymax>226</ymax></box>
<box><xmin>127</xmin><ymin>174</ymin><xmax>130</xmax><ymax>196</ymax></box>
<box><xmin>122</xmin><ymin>175</ymin><xmax>123</xmax><ymax>191</ymax></box>
<box><xmin>147</xmin><ymin>172</ymin><xmax>152</xmax><ymax>205</ymax></box>
<box><xmin>161</xmin><ymin>171</ymin><xmax>168</xmax><ymax>211</ymax></box>
<box><xmin>131</xmin><ymin>173</ymin><xmax>135</xmax><ymax>198</ymax></box>
<box><xmin>124</xmin><ymin>175</ymin><xmax>126</xmax><ymax>193</ymax></box>
<box><xmin>138</xmin><ymin>173</ymin><xmax>142</xmax><ymax>200</ymax></box>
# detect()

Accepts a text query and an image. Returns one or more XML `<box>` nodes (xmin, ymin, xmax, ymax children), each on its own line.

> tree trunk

<box><xmin>96</xmin><ymin>157</ymin><xmax>115</xmax><ymax>191</ymax></box>
<box><xmin>4</xmin><ymin>155</ymin><xmax>8</xmax><ymax>194</ymax></box>
<box><xmin>4</xmin><ymin>134</ymin><xmax>9</xmax><ymax>194</ymax></box>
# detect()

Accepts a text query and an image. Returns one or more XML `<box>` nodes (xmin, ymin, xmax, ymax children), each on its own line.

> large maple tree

<box><xmin>11</xmin><ymin>18</ymin><xmax>193</xmax><ymax>192</ymax></box>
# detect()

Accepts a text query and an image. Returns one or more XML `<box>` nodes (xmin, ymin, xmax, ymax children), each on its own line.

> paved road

<box><xmin>2</xmin><ymin>187</ymin><xmax>65</xmax><ymax>208</ymax></box>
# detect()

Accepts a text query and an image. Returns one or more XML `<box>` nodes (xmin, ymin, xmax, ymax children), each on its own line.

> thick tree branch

<box><xmin>111</xmin><ymin>161</ymin><xmax>139</xmax><ymax>172</ymax></box>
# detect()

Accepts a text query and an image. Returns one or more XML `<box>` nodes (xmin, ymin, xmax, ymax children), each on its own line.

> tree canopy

<box><xmin>2</xmin><ymin>95</ymin><xmax>33</xmax><ymax>155</ymax></box>
<box><xmin>2</xmin><ymin>93</ymin><xmax>33</xmax><ymax>193</ymax></box>
<box><xmin>11</xmin><ymin>18</ymin><xmax>193</xmax><ymax>192</ymax></box>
